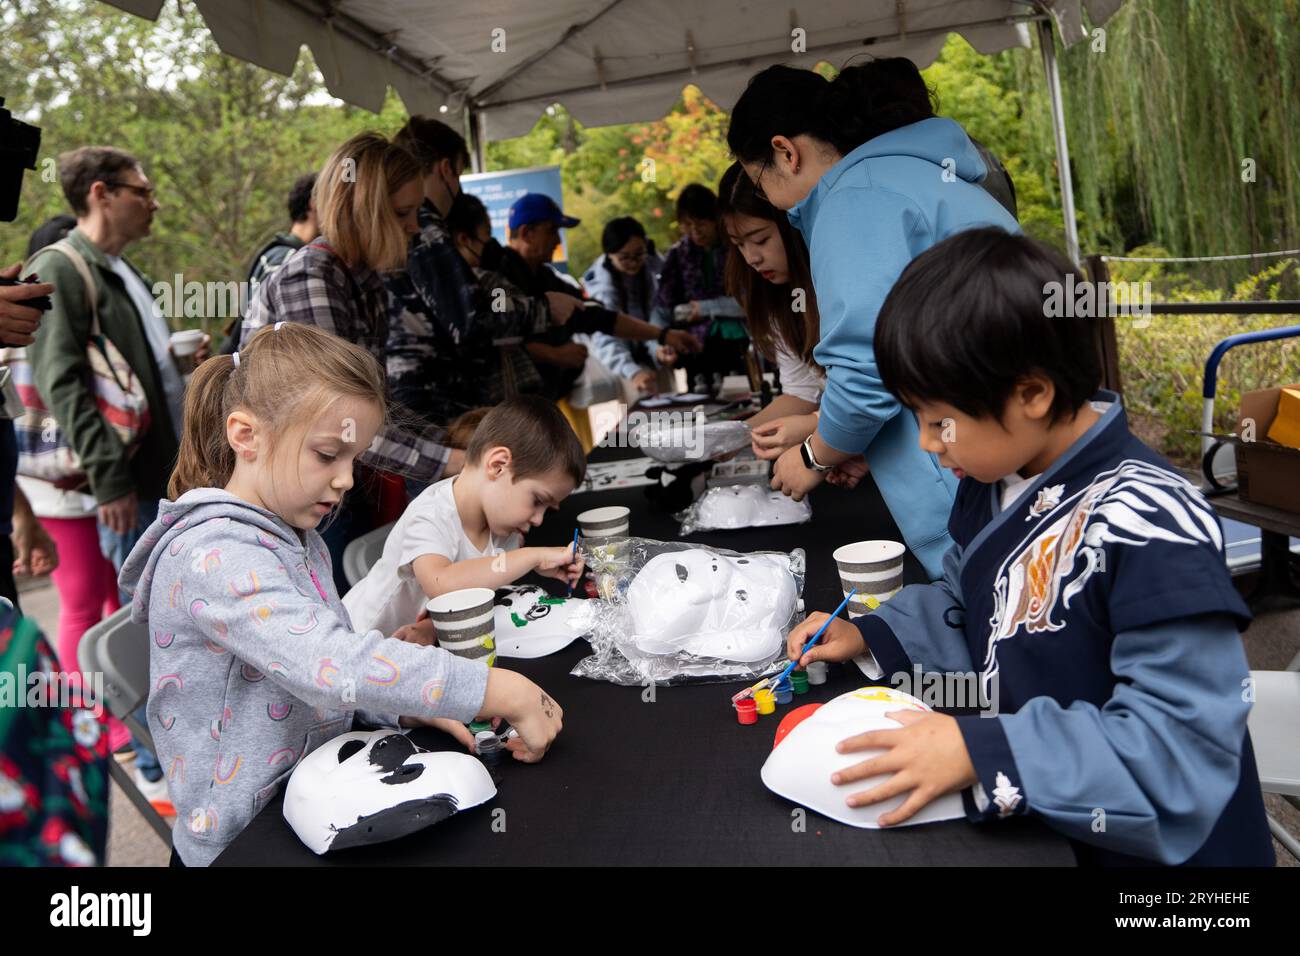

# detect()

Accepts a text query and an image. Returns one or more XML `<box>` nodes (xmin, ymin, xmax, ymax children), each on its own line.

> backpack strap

<box><xmin>26</xmin><ymin>240</ymin><xmax>102</xmax><ymax>338</ymax></box>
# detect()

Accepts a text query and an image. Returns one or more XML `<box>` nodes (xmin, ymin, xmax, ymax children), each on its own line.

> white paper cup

<box><xmin>170</xmin><ymin>329</ymin><xmax>206</xmax><ymax>375</ymax></box>
<box><xmin>832</xmin><ymin>540</ymin><xmax>906</xmax><ymax>619</ymax></box>
<box><xmin>577</xmin><ymin>505</ymin><xmax>630</xmax><ymax>542</ymax></box>
<box><xmin>426</xmin><ymin>587</ymin><xmax>497</xmax><ymax>665</ymax></box>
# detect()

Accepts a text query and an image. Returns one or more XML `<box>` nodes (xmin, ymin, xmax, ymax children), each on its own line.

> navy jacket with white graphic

<box><xmin>857</xmin><ymin>392</ymin><xmax>1274</xmax><ymax>866</ymax></box>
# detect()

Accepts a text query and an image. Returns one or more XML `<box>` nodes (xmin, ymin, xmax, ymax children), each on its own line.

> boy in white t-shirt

<box><xmin>344</xmin><ymin>396</ymin><xmax>587</xmax><ymax>640</ymax></box>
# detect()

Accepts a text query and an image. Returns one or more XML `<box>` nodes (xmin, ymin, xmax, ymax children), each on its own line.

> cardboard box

<box><xmin>1231</xmin><ymin>384</ymin><xmax>1300</xmax><ymax>513</ymax></box>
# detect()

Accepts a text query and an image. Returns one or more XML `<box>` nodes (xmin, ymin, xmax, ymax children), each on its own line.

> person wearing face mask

<box><xmin>650</xmin><ymin>184</ymin><xmax>750</xmax><ymax>390</ymax></box>
<box><xmin>385</xmin><ymin>117</ymin><xmax>480</xmax><ymax>427</ymax></box>
<box><xmin>726</xmin><ymin>58</ymin><xmax>1020</xmax><ymax>580</ymax></box>
<box><xmin>428</xmin><ymin>191</ymin><xmax>553</xmax><ymax>422</ymax></box>
<box><xmin>580</xmin><ymin>217</ymin><xmax>663</xmax><ymax>397</ymax></box>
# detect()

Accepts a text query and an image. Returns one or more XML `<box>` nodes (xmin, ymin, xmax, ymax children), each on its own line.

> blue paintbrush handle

<box><xmin>771</xmin><ymin>588</ymin><xmax>858</xmax><ymax>687</ymax></box>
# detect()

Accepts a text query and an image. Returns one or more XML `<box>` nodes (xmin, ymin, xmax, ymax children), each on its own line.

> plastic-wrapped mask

<box><xmin>625</xmin><ymin>549</ymin><xmax>796</xmax><ymax>661</ymax></box>
<box><xmin>493</xmin><ymin>585</ymin><xmax>585</xmax><ymax>659</ymax></box>
<box><xmin>284</xmin><ymin>729</ymin><xmax>496</xmax><ymax>854</ymax></box>
<box><xmin>760</xmin><ymin>687</ymin><xmax>964</xmax><ymax>828</ymax></box>
<box><xmin>693</xmin><ymin>484</ymin><xmax>811</xmax><ymax>531</ymax></box>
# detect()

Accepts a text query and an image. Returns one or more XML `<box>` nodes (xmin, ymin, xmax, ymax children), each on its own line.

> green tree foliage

<box><xmin>3</xmin><ymin>0</ymin><xmax>1297</xmax><ymax>463</ymax></box>
<box><xmin>1</xmin><ymin>0</ymin><xmax>409</xmax><ymax>330</ymax></box>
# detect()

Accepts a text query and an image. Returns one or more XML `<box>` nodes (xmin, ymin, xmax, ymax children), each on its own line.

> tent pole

<box><xmin>1037</xmin><ymin>18</ymin><xmax>1080</xmax><ymax>265</ymax></box>
<box><xmin>466</xmin><ymin>107</ymin><xmax>487</xmax><ymax>173</ymax></box>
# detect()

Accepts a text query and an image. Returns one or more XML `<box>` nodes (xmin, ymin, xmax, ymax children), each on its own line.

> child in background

<box><xmin>343</xmin><ymin>395</ymin><xmax>586</xmax><ymax>644</ymax></box>
<box><xmin>786</xmin><ymin>229</ymin><xmax>1273</xmax><ymax>866</ymax></box>
<box><xmin>118</xmin><ymin>324</ymin><xmax>563</xmax><ymax>867</ymax></box>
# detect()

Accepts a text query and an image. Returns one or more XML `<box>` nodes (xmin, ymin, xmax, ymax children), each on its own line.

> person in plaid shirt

<box><xmin>242</xmin><ymin>131</ymin><xmax>464</xmax><ymax>588</ymax></box>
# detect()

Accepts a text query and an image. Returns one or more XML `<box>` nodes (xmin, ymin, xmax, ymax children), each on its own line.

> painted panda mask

<box><xmin>284</xmin><ymin>729</ymin><xmax>496</xmax><ymax>855</ymax></box>
<box><xmin>493</xmin><ymin>585</ymin><xmax>586</xmax><ymax>659</ymax></box>
<box><xmin>625</xmin><ymin>549</ymin><xmax>796</xmax><ymax>662</ymax></box>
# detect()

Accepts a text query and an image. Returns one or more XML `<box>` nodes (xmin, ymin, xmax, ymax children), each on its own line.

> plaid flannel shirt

<box><xmin>386</xmin><ymin>203</ymin><xmax>552</xmax><ymax>421</ymax></box>
<box><xmin>241</xmin><ymin>239</ymin><xmax>451</xmax><ymax>481</ymax></box>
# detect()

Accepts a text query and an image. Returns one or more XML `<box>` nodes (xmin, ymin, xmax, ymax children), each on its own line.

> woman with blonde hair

<box><xmin>242</xmin><ymin>131</ymin><xmax>463</xmax><ymax>588</ymax></box>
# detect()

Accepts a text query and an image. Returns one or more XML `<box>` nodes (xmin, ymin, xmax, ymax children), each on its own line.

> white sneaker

<box><xmin>130</xmin><ymin>766</ymin><xmax>175</xmax><ymax>818</ymax></box>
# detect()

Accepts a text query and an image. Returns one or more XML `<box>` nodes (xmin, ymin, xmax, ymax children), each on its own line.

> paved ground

<box><xmin>18</xmin><ymin>564</ymin><xmax>1298</xmax><ymax>868</ymax></box>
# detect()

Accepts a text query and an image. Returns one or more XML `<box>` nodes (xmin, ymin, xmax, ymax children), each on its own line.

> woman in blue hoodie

<box><xmin>727</xmin><ymin>58</ymin><xmax>1020</xmax><ymax>579</ymax></box>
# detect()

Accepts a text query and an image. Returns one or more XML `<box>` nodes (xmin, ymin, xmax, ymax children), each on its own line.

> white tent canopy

<box><xmin>100</xmin><ymin>0</ymin><xmax>1125</xmax><ymax>260</ymax></box>
<box><xmin>102</xmin><ymin>0</ymin><xmax>1120</xmax><ymax>137</ymax></box>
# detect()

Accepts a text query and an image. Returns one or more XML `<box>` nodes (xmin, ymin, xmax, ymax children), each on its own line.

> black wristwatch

<box><xmin>800</xmin><ymin>436</ymin><xmax>833</xmax><ymax>473</ymax></box>
<box><xmin>657</xmin><ymin>326</ymin><xmax>671</xmax><ymax>345</ymax></box>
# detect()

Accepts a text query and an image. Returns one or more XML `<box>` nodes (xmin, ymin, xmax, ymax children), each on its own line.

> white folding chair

<box><xmin>1248</xmin><ymin>666</ymin><xmax>1300</xmax><ymax>861</ymax></box>
<box><xmin>78</xmin><ymin>606</ymin><xmax>172</xmax><ymax>844</ymax></box>
<box><xmin>343</xmin><ymin>521</ymin><xmax>394</xmax><ymax>588</ymax></box>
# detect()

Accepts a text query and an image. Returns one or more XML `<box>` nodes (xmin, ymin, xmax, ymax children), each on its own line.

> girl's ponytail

<box><xmin>168</xmin><ymin>352</ymin><xmax>238</xmax><ymax>499</ymax></box>
<box><xmin>166</xmin><ymin>322</ymin><xmax>387</xmax><ymax>501</ymax></box>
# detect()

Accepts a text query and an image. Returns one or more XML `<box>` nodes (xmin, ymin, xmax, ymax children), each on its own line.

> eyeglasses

<box><xmin>751</xmin><ymin>158</ymin><xmax>771</xmax><ymax>203</ymax></box>
<box><xmin>106</xmin><ymin>181</ymin><xmax>156</xmax><ymax>200</ymax></box>
<box><xmin>613</xmin><ymin>250</ymin><xmax>647</xmax><ymax>265</ymax></box>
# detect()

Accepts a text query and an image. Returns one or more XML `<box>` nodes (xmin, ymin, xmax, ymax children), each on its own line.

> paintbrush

<box><xmin>732</xmin><ymin>589</ymin><xmax>858</xmax><ymax>705</ymax></box>
<box><xmin>566</xmin><ymin>527</ymin><xmax>580</xmax><ymax>596</ymax></box>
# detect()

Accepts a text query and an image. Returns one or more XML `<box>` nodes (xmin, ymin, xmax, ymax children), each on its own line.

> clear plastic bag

<box><xmin>628</xmin><ymin>418</ymin><xmax>751</xmax><ymax>463</ymax></box>
<box><xmin>569</xmin><ymin>536</ymin><xmax>806</xmax><ymax>686</ymax></box>
<box><xmin>677</xmin><ymin>482</ymin><xmax>813</xmax><ymax>536</ymax></box>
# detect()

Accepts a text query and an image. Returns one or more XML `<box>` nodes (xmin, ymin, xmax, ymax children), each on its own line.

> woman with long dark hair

<box><xmin>717</xmin><ymin>163</ymin><xmax>820</xmax><ymax>454</ymax></box>
<box><xmin>727</xmin><ymin>57</ymin><xmax>1019</xmax><ymax>578</ymax></box>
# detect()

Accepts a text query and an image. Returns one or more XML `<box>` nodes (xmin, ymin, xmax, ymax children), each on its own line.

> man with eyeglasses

<box><xmin>24</xmin><ymin>146</ymin><xmax>204</xmax><ymax>817</ymax></box>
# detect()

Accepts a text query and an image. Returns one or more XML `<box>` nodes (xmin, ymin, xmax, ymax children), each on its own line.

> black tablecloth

<box><xmin>215</xmin><ymin>423</ymin><xmax>1074</xmax><ymax>866</ymax></box>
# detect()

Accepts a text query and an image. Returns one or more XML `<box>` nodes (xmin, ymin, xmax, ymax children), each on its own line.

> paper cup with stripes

<box><xmin>426</xmin><ymin>588</ymin><xmax>497</xmax><ymax>666</ymax></box>
<box><xmin>577</xmin><ymin>505</ymin><xmax>630</xmax><ymax>542</ymax></box>
<box><xmin>833</xmin><ymin>540</ymin><xmax>906</xmax><ymax>619</ymax></box>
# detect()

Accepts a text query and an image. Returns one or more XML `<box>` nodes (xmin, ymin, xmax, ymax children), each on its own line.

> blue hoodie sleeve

<box><xmin>808</xmin><ymin>187</ymin><xmax>929</xmax><ymax>454</ymax></box>
<box><xmin>173</xmin><ymin>523</ymin><xmax>490</xmax><ymax>724</ymax></box>
<box><xmin>956</xmin><ymin>613</ymin><xmax>1253</xmax><ymax>864</ymax></box>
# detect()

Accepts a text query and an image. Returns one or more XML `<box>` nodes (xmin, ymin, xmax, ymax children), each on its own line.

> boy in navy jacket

<box><xmin>786</xmin><ymin>228</ymin><xmax>1273</xmax><ymax>865</ymax></box>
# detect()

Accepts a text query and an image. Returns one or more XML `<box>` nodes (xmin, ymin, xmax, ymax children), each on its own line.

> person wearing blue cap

<box><xmin>493</xmin><ymin>193</ymin><xmax>700</xmax><ymax>446</ymax></box>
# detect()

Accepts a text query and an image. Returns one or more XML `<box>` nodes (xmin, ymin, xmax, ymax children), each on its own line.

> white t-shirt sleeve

<box><xmin>396</xmin><ymin>508</ymin><xmax>463</xmax><ymax>571</ymax></box>
<box><xmin>773</xmin><ymin>339</ymin><xmax>824</xmax><ymax>404</ymax></box>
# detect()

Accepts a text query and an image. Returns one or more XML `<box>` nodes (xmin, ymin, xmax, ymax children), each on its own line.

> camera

<box><xmin>0</xmin><ymin>95</ymin><xmax>43</xmax><ymax>223</ymax></box>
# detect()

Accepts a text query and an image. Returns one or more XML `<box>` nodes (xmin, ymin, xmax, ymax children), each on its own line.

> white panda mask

<box><xmin>284</xmin><ymin>729</ymin><xmax>496</xmax><ymax>855</ymax></box>
<box><xmin>625</xmin><ymin>549</ymin><xmax>795</xmax><ymax>662</ymax></box>
<box><xmin>493</xmin><ymin>585</ymin><xmax>585</xmax><ymax>659</ymax></box>
<box><xmin>694</xmin><ymin>484</ymin><xmax>811</xmax><ymax>530</ymax></box>
<box><xmin>760</xmin><ymin>687</ymin><xmax>964</xmax><ymax>828</ymax></box>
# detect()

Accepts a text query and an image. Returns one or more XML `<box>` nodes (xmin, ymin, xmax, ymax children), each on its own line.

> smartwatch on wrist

<box><xmin>800</xmin><ymin>435</ymin><xmax>832</xmax><ymax>473</ymax></box>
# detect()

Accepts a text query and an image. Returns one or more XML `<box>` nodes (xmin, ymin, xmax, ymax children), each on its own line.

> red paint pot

<box><xmin>735</xmin><ymin>698</ymin><xmax>758</xmax><ymax>725</ymax></box>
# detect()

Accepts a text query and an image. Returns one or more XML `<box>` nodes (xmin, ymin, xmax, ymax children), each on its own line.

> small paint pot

<box><xmin>475</xmin><ymin>731</ymin><xmax>503</xmax><ymax>767</ymax></box>
<box><xmin>791</xmin><ymin>671</ymin><xmax>809</xmax><ymax>695</ymax></box>
<box><xmin>754</xmin><ymin>688</ymin><xmax>776</xmax><ymax>715</ymax></box>
<box><xmin>806</xmin><ymin>661</ymin><xmax>828</xmax><ymax>685</ymax></box>
<box><xmin>735</xmin><ymin>698</ymin><xmax>758</xmax><ymax>725</ymax></box>
<box><xmin>774</xmin><ymin>678</ymin><xmax>793</xmax><ymax>705</ymax></box>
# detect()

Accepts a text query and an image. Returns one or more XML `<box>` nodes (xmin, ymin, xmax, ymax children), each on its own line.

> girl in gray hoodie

<box><xmin>119</xmin><ymin>322</ymin><xmax>563</xmax><ymax>865</ymax></box>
